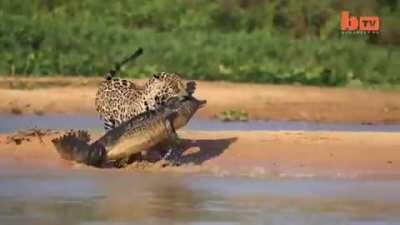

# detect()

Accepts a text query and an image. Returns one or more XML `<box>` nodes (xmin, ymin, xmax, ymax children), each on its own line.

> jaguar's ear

<box><xmin>153</xmin><ymin>74</ymin><xmax>160</xmax><ymax>79</ymax></box>
<box><xmin>186</xmin><ymin>81</ymin><xmax>196</xmax><ymax>95</ymax></box>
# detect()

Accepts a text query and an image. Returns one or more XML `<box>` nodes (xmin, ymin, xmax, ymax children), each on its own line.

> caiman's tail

<box><xmin>51</xmin><ymin>130</ymin><xmax>106</xmax><ymax>167</ymax></box>
<box><xmin>105</xmin><ymin>47</ymin><xmax>144</xmax><ymax>80</ymax></box>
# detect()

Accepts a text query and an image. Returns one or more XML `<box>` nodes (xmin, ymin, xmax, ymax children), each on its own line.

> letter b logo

<box><xmin>341</xmin><ymin>11</ymin><xmax>358</xmax><ymax>31</ymax></box>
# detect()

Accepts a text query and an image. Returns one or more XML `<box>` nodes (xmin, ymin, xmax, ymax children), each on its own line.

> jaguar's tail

<box><xmin>105</xmin><ymin>47</ymin><xmax>144</xmax><ymax>80</ymax></box>
<box><xmin>51</xmin><ymin>130</ymin><xmax>106</xmax><ymax>167</ymax></box>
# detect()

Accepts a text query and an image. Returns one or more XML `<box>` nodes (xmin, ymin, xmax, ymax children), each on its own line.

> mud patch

<box><xmin>6</xmin><ymin>128</ymin><xmax>59</xmax><ymax>145</ymax></box>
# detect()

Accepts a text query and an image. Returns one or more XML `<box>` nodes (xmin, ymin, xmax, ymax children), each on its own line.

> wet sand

<box><xmin>1</xmin><ymin>77</ymin><xmax>400</xmax><ymax>123</ymax></box>
<box><xmin>1</xmin><ymin>130</ymin><xmax>399</xmax><ymax>179</ymax></box>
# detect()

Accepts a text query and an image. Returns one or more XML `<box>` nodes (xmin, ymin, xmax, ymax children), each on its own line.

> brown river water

<box><xmin>1</xmin><ymin>114</ymin><xmax>400</xmax><ymax>224</ymax></box>
<box><xmin>1</xmin><ymin>166</ymin><xmax>400</xmax><ymax>224</ymax></box>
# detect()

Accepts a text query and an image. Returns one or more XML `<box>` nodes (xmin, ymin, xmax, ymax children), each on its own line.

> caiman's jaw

<box><xmin>183</xmin><ymin>94</ymin><xmax>206</xmax><ymax>107</ymax></box>
<box><xmin>172</xmin><ymin>96</ymin><xmax>207</xmax><ymax>130</ymax></box>
<box><xmin>198</xmin><ymin>99</ymin><xmax>206</xmax><ymax>108</ymax></box>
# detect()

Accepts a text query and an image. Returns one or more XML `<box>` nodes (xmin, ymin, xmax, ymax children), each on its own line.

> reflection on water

<box><xmin>1</xmin><ymin>114</ymin><xmax>400</xmax><ymax>133</ymax></box>
<box><xmin>0</xmin><ymin>168</ymin><xmax>399</xmax><ymax>225</ymax></box>
<box><xmin>1</xmin><ymin>114</ymin><xmax>400</xmax><ymax>224</ymax></box>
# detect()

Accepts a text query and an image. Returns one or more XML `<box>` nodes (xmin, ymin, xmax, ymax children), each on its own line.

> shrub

<box><xmin>0</xmin><ymin>0</ymin><xmax>399</xmax><ymax>87</ymax></box>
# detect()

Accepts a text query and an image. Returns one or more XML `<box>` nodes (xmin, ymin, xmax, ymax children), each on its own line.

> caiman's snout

<box><xmin>197</xmin><ymin>99</ymin><xmax>207</xmax><ymax>108</ymax></box>
<box><xmin>172</xmin><ymin>96</ymin><xmax>206</xmax><ymax>130</ymax></box>
<box><xmin>187</xmin><ymin>95</ymin><xmax>206</xmax><ymax>108</ymax></box>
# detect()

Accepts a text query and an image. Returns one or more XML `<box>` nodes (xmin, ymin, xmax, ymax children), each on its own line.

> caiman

<box><xmin>51</xmin><ymin>96</ymin><xmax>206</xmax><ymax>167</ymax></box>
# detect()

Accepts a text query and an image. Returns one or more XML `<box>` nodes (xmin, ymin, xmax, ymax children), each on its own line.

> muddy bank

<box><xmin>1</xmin><ymin>77</ymin><xmax>400</xmax><ymax>123</ymax></box>
<box><xmin>1</xmin><ymin>130</ymin><xmax>399</xmax><ymax>179</ymax></box>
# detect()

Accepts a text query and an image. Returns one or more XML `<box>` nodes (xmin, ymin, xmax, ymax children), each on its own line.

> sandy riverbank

<box><xmin>1</xmin><ymin>130</ymin><xmax>399</xmax><ymax>179</ymax></box>
<box><xmin>1</xmin><ymin>77</ymin><xmax>400</xmax><ymax>123</ymax></box>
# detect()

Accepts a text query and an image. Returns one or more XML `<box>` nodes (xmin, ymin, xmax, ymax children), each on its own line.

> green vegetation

<box><xmin>217</xmin><ymin>109</ymin><xmax>249</xmax><ymax>122</ymax></box>
<box><xmin>0</xmin><ymin>0</ymin><xmax>399</xmax><ymax>87</ymax></box>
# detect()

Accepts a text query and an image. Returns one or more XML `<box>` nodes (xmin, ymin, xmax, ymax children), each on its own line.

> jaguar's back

<box><xmin>94</xmin><ymin>48</ymin><xmax>196</xmax><ymax>130</ymax></box>
<box><xmin>95</xmin><ymin>78</ymin><xmax>142</xmax><ymax>129</ymax></box>
<box><xmin>95</xmin><ymin>72</ymin><xmax>196</xmax><ymax>130</ymax></box>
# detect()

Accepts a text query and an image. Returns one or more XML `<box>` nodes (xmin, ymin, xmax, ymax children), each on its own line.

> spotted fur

<box><xmin>95</xmin><ymin>72</ymin><xmax>196</xmax><ymax>130</ymax></box>
<box><xmin>94</xmin><ymin>48</ymin><xmax>196</xmax><ymax>130</ymax></box>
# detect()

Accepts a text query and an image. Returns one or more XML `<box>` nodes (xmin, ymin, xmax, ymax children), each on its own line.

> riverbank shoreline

<box><xmin>1</xmin><ymin>77</ymin><xmax>400</xmax><ymax>123</ymax></box>
<box><xmin>1</xmin><ymin>130</ymin><xmax>399</xmax><ymax>179</ymax></box>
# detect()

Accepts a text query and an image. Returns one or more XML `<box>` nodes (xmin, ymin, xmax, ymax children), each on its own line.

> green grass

<box><xmin>0</xmin><ymin>0</ymin><xmax>399</xmax><ymax>87</ymax></box>
<box><xmin>217</xmin><ymin>109</ymin><xmax>249</xmax><ymax>122</ymax></box>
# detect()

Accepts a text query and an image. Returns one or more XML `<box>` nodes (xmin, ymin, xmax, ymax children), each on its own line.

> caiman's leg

<box><xmin>171</xmin><ymin>130</ymin><xmax>184</xmax><ymax>147</ymax></box>
<box><xmin>162</xmin><ymin>121</ymin><xmax>182</xmax><ymax>165</ymax></box>
<box><xmin>85</xmin><ymin>143</ymin><xmax>107</xmax><ymax>167</ymax></box>
<box><xmin>114</xmin><ymin>151</ymin><xmax>144</xmax><ymax>168</ymax></box>
<box><xmin>114</xmin><ymin>157</ymin><xmax>130</xmax><ymax>168</ymax></box>
<box><xmin>157</xmin><ymin>131</ymin><xmax>183</xmax><ymax>157</ymax></box>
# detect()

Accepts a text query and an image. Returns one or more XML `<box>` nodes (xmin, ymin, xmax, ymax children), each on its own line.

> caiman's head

<box><xmin>165</xmin><ymin>95</ymin><xmax>206</xmax><ymax>130</ymax></box>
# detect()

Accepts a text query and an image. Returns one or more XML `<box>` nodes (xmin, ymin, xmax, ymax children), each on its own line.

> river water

<box><xmin>1</xmin><ymin>114</ymin><xmax>400</xmax><ymax>224</ymax></box>
<box><xmin>1</xmin><ymin>114</ymin><xmax>400</xmax><ymax>133</ymax></box>
<box><xmin>1</xmin><ymin>167</ymin><xmax>399</xmax><ymax>225</ymax></box>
